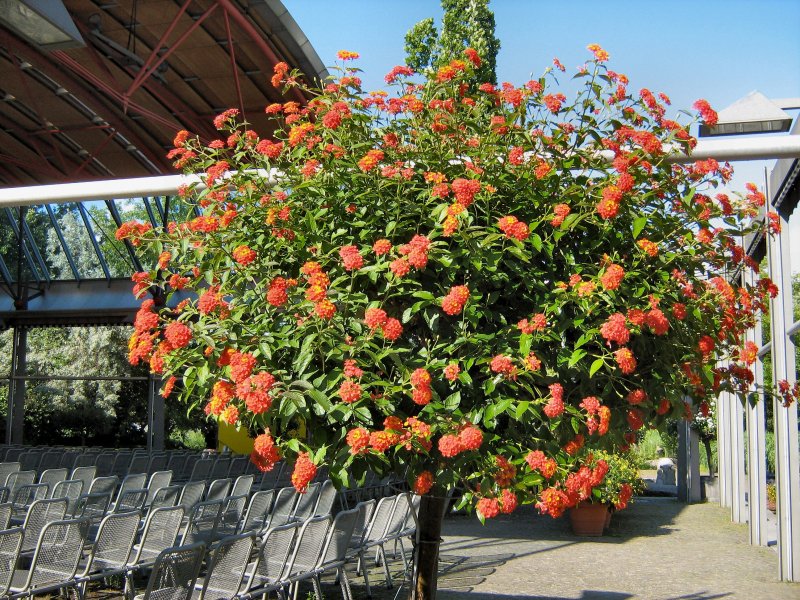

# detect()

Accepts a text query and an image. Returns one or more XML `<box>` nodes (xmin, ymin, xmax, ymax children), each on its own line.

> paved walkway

<box><xmin>351</xmin><ymin>497</ymin><xmax>799</xmax><ymax>600</ymax></box>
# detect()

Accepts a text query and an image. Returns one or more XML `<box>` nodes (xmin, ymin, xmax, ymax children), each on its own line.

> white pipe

<box><xmin>0</xmin><ymin>138</ymin><xmax>798</xmax><ymax>208</ymax></box>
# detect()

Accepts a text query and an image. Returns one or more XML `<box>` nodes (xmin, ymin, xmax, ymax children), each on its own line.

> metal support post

<box><xmin>146</xmin><ymin>374</ymin><xmax>165</xmax><ymax>452</ymax></box>
<box><xmin>5</xmin><ymin>327</ymin><xmax>26</xmax><ymax>445</ymax></box>
<box><xmin>717</xmin><ymin>389</ymin><xmax>732</xmax><ymax>508</ymax></box>
<box><xmin>730</xmin><ymin>391</ymin><xmax>747</xmax><ymax>523</ymax></box>
<box><xmin>746</xmin><ymin>275</ymin><xmax>769</xmax><ymax>545</ymax></box>
<box><xmin>766</xmin><ymin>205</ymin><xmax>800</xmax><ymax>581</ymax></box>
<box><xmin>678</xmin><ymin>398</ymin><xmax>702</xmax><ymax>503</ymax></box>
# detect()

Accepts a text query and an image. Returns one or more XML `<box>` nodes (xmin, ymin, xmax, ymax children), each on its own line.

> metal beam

<box><xmin>766</xmin><ymin>201</ymin><xmax>800</xmax><ymax>581</ymax></box>
<box><xmin>746</xmin><ymin>268</ymin><xmax>769</xmax><ymax>545</ymax></box>
<box><xmin>45</xmin><ymin>204</ymin><xmax>80</xmax><ymax>280</ymax></box>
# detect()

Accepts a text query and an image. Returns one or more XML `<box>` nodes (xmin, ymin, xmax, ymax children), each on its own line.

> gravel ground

<box><xmin>77</xmin><ymin>497</ymin><xmax>799</xmax><ymax>600</ymax></box>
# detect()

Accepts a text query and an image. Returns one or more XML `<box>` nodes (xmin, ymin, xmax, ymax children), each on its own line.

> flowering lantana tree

<box><xmin>120</xmin><ymin>45</ymin><xmax>777</xmax><ymax>599</ymax></box>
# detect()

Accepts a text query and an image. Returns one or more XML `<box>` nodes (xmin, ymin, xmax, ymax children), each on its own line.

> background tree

<box><xmin>405</xmin><ymin>0</ymin><xmax>500</xmax><ymax>85</ymax></box>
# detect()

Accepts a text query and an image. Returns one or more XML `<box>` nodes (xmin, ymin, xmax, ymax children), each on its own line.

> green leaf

<box><xmin>443</xmin><ymin>391</ymin><xmax>461</xmax><ymax>411</ymax></box>
<box><xmin>589</xmin><ymin>358</ymin><xmax>605</xmax><ymax>377</ymax></box>
<box><xmin>568</xmin><ymin>348</ymin><xmax>587</xmax><ymax>368</ymax></box>
<box><xmin>632</xmin><ymin>216</ymin><xmax>648</xmax><ymax>239</ymax></box>
<box><xmin>515</xmin><ymin>401</ymin><xmax>529</xmax><ymax>420</ymax></box>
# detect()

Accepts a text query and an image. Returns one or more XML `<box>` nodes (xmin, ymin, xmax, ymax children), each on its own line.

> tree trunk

<box><xmin>410</xmin><ymin>493</ymin><xmax>447</xmax><ymax>600</ymax></box>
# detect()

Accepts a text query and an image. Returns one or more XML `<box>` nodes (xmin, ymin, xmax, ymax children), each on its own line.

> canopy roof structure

<box><xmin>0</xmin><ymin>0</ymin><xmax>323</xmax><ymax>328</ymax></box>
<box><xmin>0</xmin><ymin>0</ymin><xmax>326</xmax><ymax>186</ymax></box>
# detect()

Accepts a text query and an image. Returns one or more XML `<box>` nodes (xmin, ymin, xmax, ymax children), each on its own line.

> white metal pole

<box><xmin>746</xmin><ymin>294</ymin><xmax>769</xmax><ymax>545</ymax></box>
<box><xmin>731</xmin><ymin>386</ymin><xmax>747</xmax><ymax>523</ymax></box>
<box><xmin>718</xmin><ymin>389</ymin><xmax>731</xmax><ymax>508</ymax></box>
<box><xmin>766</xmin><ymin>200</ymin><xmax>800</xmax><ymax>581</ymax></box>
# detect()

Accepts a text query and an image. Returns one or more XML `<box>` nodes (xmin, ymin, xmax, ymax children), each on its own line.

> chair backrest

<box><xmin>205</xmin><ymin>478</ymin><xmax>231</xmax><ymax>502</ymax></box>
<box><xmin>284</xmin><ymin>515</ymin><xmax>331</xmax><ymax>580</ymax></box>
<box><xmin>362</xmin><ymin>495</ymin><xmax>396</xmax><ymax>545</ymax></box>
<box><xmin>11</xmin><ymin>483</ymin><xmax>49</xmax><ymax>510</ymax></box>
<box><xmin>292</xmin><ymin>481</ymin><xmax>321</xmax><ymax>521</ymax></box>
<box><xmin>268</xmin><ymin>486</ymin><xmax>298</xmax><ymax>528</ymax></box>
<box><xmin>133</xmin><ymin>505</ymin><xmax>186</xmax><ymax>564</ymax></box>
<box><xmin>127</xmin><ymin>454</ymin><xmax>149</xmax><ymax>475</ymax></box>
<box><xmin>75</xmin><ymin>491</ymin><xmax>113</xmax><ymax>520</ymax></box>
<box><xmin>146</xmin><ymin>471</ymin><xmax>174</xmax><ymax>505</ymax></box>
<box><xmin>231</xmin><ymin>474</ymin><xmax>254</xmax><ymax>498</ymax></box>
<box><xmin>0</xmin><ymin>527</ymin><xmax>23</xmax><ymax>596</ymax></box>
<box><xmin>166</xmin><ymin>454</ymin><xmax>187</xmax><ymax>478</ymax></box>
<box><xmin>39</xmin><ymin>468</ymin><xmax>68</xmax><ymax>489</ymax></box>
<box><xmin>178</xmin><ymin>480</ymin><xmax>205</xmax><ymax>511</ymax></box>
<box><xmin>319</xmin><ymin>507</ymin><xmax>358</xmax><ymax>567</ymax></box>
<box><xmin>7</xmin><ymin>470</ymin><xmax>36</xmax><ymax>494</ymax></box>
<box><xmin>22</xmin><ymin>517</ymin><xmax>88</xmax><ymax>593</ymax></box>
<box><xmin>51</xmin><ymin>479</ymin><xmax>84</xmax><ymax>511</ymax></box>
<box><xmin>218</xmin><ymin>494</ymin><xmax>247</xmax><ymax>537</ymax></box>
<box><xmin>240</xmin><ymin>489</ymin><xmax>274</xmax><ymax>534</ymax></box>
<box><xmin>385</xmin><ymin>493</ymin><xmax>412</xmax><ymax>538</ymax></box>
<box><xmin>181</xmin><ymin>500</ymin><xmax>223</xmax><ymax>546</ymax></box>
<box><xmin>21</xmin><ymin>497</ymin><xmax>68</xmax><ymax>552</ymax></box>
<box><xmin>71</xmin><ymin>465</ymin><xmax>97</xmax><ymax>491</ymax></box>
<box><xmin>73</xmin><ymin>453</ymin><xmax>97</xmax><ymax>468</ymax></box>
<box><xmin>228</xmin><ymin>457</ymin><xmax>248</xmax><ymax>478</ymax></box>
<box><xmin>0</xmin><ymin>503</ymin><xmax>12</xmax><ymax>530</ymax></box>
<box><xmin>0</xmin><ymin>462</ymin><xmax>20</xmax><ymax>487</ymax></box>
<box><xmin>138</xmin><ymin>542</ymin><xmax>206</xmax><ymax>600</ymax></box>
<box><xmin>247</xmin><ymin>522</ymin><xmax>300</xmax><ymax>590</ymax></box>
<box><xmin>88</xmin><ymin>475</ymin><xmax>119</xmax><ymax>496</ymax></box>
<box><xmin>314</xmin><ymin>480</ymin><xmax>337</xmax><ymax>516</ymax></box>
<box><xmin>114</xmin><ymin>487</ymin><xmax>148</xmax><ymax>513</ymax></box>
<box><xmin>81</xmin><ymin>510</ymin><xmax>141</xmax><ymax>575</ymax></box>
<box><xmin>150</xmin><ymin>485</ymin><xmax>182</xmax><ymax>509</ymax></box>
<box><xmin>198</xmin><ymin>533</ymin><xmax>255</xmax><ymax>600</ymax></box>
<box><xmin>59</xmin><ymin>451</ymin><xmax>80</xmax><ymax>469</ymax></box>
<box><xmin>39</xmin><ymin>451</ymin><xmax>63</xmax><ymax>471</ymax></box>
<box><xmin>117</xmin><ymin>472</ymin><xmax>147</xmax><ymax>501</ymax></box>
<box><xmin>18</xmin><ymin>451</ymin><xmax>41</xmax><ymax>472</ymax></box>
<box><xmin>94</xmin><ymin>453</ymin><xmax>116</xmax><ymax>477</ymax></box>
<box><xmin>188</xmin><ymin>458</ymin><xmax>213</xmax><ymax>482</ymax></box>
<box><xmin>111</xmin><ymin>452</ymin><xmax>133</xmax><ymax>478</ymax></box>
<box><xmin>210</xmin><ymin>457</ymin><xmax>230</xmax><ymax>479</ymax></box>
<box><xmin>148</xmin><ymin>454</ymin><xmax>169</xmax><ymax>474</ymax></box>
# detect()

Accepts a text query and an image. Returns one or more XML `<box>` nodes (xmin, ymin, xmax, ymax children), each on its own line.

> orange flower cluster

<box><xmin>291</xmin><ymin>452</ymin><xmax>317</xmax><ymax>492</ymax></box>
<box><xmin>410</xmin><ymin>367</ymin><xmax>432</xmax><ymax>405</ymax></box>
<box><xmin>251</xmin><ymin>432</ymin><xmax>281</xmax><ymax>472</ymax></box>
<box><xmin>497</xmin><ymin>215</ymin><xmax>530</xmax><ymax>240</ymax></box>
<box><xmin>543</xmin><ymin>383</ymin><xmax>565</xmax><ymax>418</ymax></box>
<box><xmin>442</xmin><ymin>285</ymin><xmax>469</xmax><ymax>315</ymax></box>
<box><xmin>339</xmin><ymin>245</ymin><xmax>363</xmax><ymax>271</ymax></box>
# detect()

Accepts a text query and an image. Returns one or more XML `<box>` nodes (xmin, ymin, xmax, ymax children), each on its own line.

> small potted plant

<box><xmin>766</xmin><ymin>483</ymin><xmax>777</xmax><ymax>512</ymax></box>
<box><xmin>570</xmin><ymin>451</ymin><xmax>645</xmax><ymax>535</ymax></box>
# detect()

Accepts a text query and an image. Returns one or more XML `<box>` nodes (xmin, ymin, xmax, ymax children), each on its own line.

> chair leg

<box><xmin>379</xmin><ymin>545</ymin><xmax>392</xmax><ymax>589</ymax></box>
<box><xmin>339</xmin><ymin>567</ymin><xmax>353</xmax><ymax>600</ymax></box>
<box><xmin>311</xmin><ymin>574</ymin><xmax>324</xmax><ymax>600</ymax></box>
<box><xmin>359</xmin><ymin>550</ymin><xmax>372</xmax><ymax>598</ymax></box>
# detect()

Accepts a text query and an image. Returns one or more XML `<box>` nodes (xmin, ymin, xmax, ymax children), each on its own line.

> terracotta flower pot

<box><xmin>604</xmin><ymin>504</ymin><xmax>613</xmax><ymax>529</ymax></box>
<box><xmin>569</xmin><ymin>501</ymin><xmax>607</xmax><ymax>536</ymax></box>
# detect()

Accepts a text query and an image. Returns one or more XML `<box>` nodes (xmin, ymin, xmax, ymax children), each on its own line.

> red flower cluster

<box><xmin>267</xmin><ymin>277</ymin><xmax>295</xmax><ymax>307</ymax></box>
<box><xmin>414</xmin><ymin>471</ymin><xmax>434</xmax><ymax>495</ymax></box>
<box><xmin>339</xmin><ymin>245</ymin><xmax>364</xmax><ymax>271</ymax></box>
<box><xmin>444</xmin><ymin>363</ymin><xmax>460</xmax><ymax>382</ymax></box>
<box><xmin>452</xmin><ymin>178</ymin><xmax>481</xmax><ymax>206</ymax></box>
<box><xmin>358</xmin><ymin>149</ymin><xmax>384</xmax><ymax>172</ymax></box>
<box><xmin>614</xmin><ymin>348</ymin><xmax>637</xmax><ymax>374</ymax></box>
<box><xmin>551</xmin><ymin>203</ymin><xmax>570</xmax><ymax>227</ymax></box>
<box><xmin>251</xmin><ymin>432</ymin><xmax>280</xmax><ymax>472</ymax></box>
<box><xmin>476</xmin><ymin>497</ymin><xmax>500</xmax><ymax>519</ymax></box>
<box><xmin>544</xmin><ymin>383</ymin><xmax>565</xmax><ymax>418</ymax></box>
<box><xmin>442</xmin><ymin>285</ymin><xmax>470</xmax><ymax>315</ymax></box>
<box><xmin>517</xmin><ymin>313</ymin><xmax>547</xmax><ymax>334</ymax></box>
<box><xmin>497</xmin><ymin>215</ymin><xmax>530</xmax><ymax>240</ymax></box>
<box><xmin>232</xmin><ymin>245</ymin><xmax>257</xmax><ymax>265</ymax></box>
<box><xmin>291</xmin><ymin>452</ymin><xmax>317</xmax><ymax>492</ymax></box>
<box><xmin>346</xmin><ymin>427</ymin><xmax>369</xmax><ymax>454</ymax></box>
<box><xmin>302</xmin><ymin>262</ymin><xmax>336</xmax><ymax>320</ymax></box>
<box><xmin>526</xmin><ymin>450</ymin><xmax>557</xmax><ymax>478</ymax></box>
<box><xmin>372</xmin><ymin>239</ymin><xmax>392</xmax><ymax>255</ymax></box>
<box><xmin>164</xmin><ymin>321</ymin><xmax>192</xmax><ymax>349</ymax></box>
<box><xmin>490</xmin><ymin>354</ymin><xmax>517</xmax><ymax>379</ymax></box>
<box><xmin>600</xmin><ymin>264</ymin><xmax>625</xmax><ymax>290</ymax></box>
<box><xmin>338</xmin><ymin>380</ymin><xmax>362</xmax><ymax>404</ymax></box>
<box><xmin>600</xmin><ymin>313</ymin><xmax>630</xmax><ymax>345</ymax></box>
<box><xmin>410</xmin><ymin>367</ymin><xmax>432</xmax><ymax>405</ymax></box>
<box><xmin>494</xmin><ymin>455</ymin><xmax>516</xmax><ymax>487</ymax></box>
<box><xmin>364</xmin><ymin>307</ymin><xmax>403</xmax><ymax>342</ymax></box>
<box><xmin>237</xmin><ymin>371</ymin><xmax>276</xmax><ymax>413</ymax></box>
<box><xmin>692</xmin><ymin>99</ymin><xmax>718</xmax><ymax>126</ymax></box>
<box><xmin>229</xmin><ymin>351</ymin><xmax>257</xmax><ymax>383</ymax></box>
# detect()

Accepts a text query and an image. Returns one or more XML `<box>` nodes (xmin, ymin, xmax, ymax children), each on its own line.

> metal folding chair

<box><xmin>192</xmin><ymin>533</ymin><xmax>255</xmax><ymax>600</ymax></box>
<box><xmin>132</xmin><ymin>542</ymin><xmax>206</xmax><ymax>600</ymax></box>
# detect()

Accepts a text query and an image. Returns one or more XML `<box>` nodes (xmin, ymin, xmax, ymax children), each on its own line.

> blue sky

<box><xmin>285</xmin><ymin>0</ymin><xmax>800</xmax><ymax>260</ymax></box>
